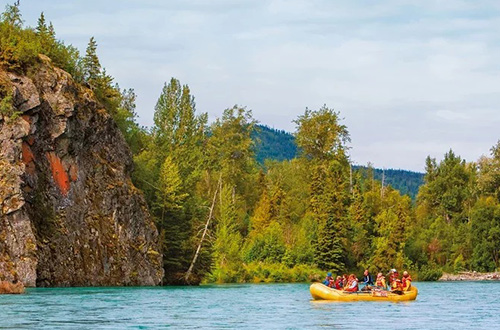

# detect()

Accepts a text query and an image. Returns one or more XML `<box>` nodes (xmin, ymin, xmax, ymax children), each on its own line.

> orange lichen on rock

<box><xmin>21</xmin><ymin>115</ymin><xmax>31</xmax><ymax>124</ymax></box>
<box><xmin>46</xmin><ymin>152</ymin><xmax>70</xmax><ymax>195</ymax></box>
<box><xmin>21</xmin><ymin>142</ymin><xmax>34</xmax><ymax>164</ymax></box>
<box><xmin>69</xmin><ymin>163</ymin><xmax>78</xmax><ymax>182</ymax></box>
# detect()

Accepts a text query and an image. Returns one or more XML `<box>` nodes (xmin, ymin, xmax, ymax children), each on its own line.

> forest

<box><xmin>253</xmin><ymin>127</ymin><xmax>424</xmax><ymax>200</ymax></box>
<box><xmin>1</xmin><ymin>2</ymin><xmax>499</xmax><ymax>285</ymax></box>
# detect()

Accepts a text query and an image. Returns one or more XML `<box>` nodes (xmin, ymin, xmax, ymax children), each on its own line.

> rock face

<box><xmin>0</xmin><ymin>55</ymin><xmax>163</xmax><ymax>287</ymax></box>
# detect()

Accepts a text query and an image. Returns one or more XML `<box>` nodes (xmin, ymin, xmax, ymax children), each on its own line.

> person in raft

<box><xmin>401</xmin><ymin>271</ymin><xmax>412</xmax><ymax>291</ymax></box>
<box><xmin>362</xmin><ymin>269</ymin><xmax>374</xmax><ymax>286</ymax></box>
<box><xmin>388</xmin><ymin>269</ymin><xmax>401</xmax><ymax>289</ymax></box>
<box><xmin>334</xmin><ymin>276</ymin><xmax>343</xmax><ymax>289</ymax></box>
<box><xmin>360</xmin><ymin>269</ymin><xmax>374</xmax><ymax>291</ymax></box>
<box><xmin>323</xmin><ymin>272</ymin><xmax>334</xmax><ymax>287</ymax></box>
<box><xmin>375</xmin><ymin>272</ymin><xmax>387</xmax><ymax>290</ymax></box>
<box><xmin>342</xmin><ymin>274</ymin><xmax>348</xmax><ymax>288</ymax></box>
<box><xmin>343</xmin><ymin>274</ymin><xmax>359</xmax><ymax>292</ymax></box>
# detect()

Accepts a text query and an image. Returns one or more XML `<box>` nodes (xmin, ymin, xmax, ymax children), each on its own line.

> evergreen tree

<box><xmin>2</xmin><ymin>1</ymin><xmax>22</xmax><ymax>28</ymax></box>
<box><xmin>82</xmin><ymin>36</ymin><xmax>101</xmax><ymax>86</ymax></box>
<box><xmin>295</xmin><ymin>105</ymin><xmax>351</xmax><ymax>273</ymax></box>
<box><xmin>35</xmin><ymin>12</ymin><xmax>48</xmax><ymax>36</ymax></box>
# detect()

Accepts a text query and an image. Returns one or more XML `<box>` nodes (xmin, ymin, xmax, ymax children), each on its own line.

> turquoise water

<box><xmin>1</xmin><ymin>282</ymin><xmax>499</xmax><ymax>329</ymax></box>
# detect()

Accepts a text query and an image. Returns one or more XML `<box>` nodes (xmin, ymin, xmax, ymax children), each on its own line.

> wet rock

<box><xmin>0</xmin><ymin>280</ymin><xmax>25</xmax><ymax>294</ymax></box>
<box><xmin>439</xmin><ymin>271</ymin><xmax>500</xmax><ymax>281</ymax></box>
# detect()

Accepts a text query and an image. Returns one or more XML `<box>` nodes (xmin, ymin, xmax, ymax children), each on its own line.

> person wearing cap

<box><xmin>402</xmin><ymin>271</ymin><xmax>412</xmax><ymax>291</ymax></box>
<box><xmin>323</xmin><ymin>272</ymin><xmax>334</xmax><ymax>287</ymax></box>
<box><xmin>375</xmin><ymin>272</ymin><xmax>387</xmax><ymax>290</ymax></box>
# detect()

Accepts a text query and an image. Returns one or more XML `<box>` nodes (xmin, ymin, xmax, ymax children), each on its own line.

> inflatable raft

<box><xmin>310</xmin><ymin>283</ymin><xmax>418</xmax><ymax>302</ymax></box>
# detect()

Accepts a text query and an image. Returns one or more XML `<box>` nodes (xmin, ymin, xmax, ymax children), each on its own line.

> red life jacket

<box><xmin>402</xmin><ymin>275</ymin><xmax>412</xmax><ymax>290</ymax></box>
<box><xmin>344</xmin><ymin>279</ymin><xmax>358</xmax><ymax>292</ymax></box>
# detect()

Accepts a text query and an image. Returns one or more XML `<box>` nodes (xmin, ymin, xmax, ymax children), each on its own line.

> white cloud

<box><xmin>14</xmin><ymin>0</ymin><xmax>500</xmax><ymax>171</ymax></box>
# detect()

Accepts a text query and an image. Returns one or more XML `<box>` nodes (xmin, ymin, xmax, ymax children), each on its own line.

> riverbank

<box><xmin>439</xmin><ymin>271</ymin><xmax>500</xmax><ymax>281</ymax></box>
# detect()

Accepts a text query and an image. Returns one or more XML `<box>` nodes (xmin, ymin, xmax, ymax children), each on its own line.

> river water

<box><xmin>1</xmin><ymin>282</ymin><xmax>498</xmax><ymax>329</ymax></box>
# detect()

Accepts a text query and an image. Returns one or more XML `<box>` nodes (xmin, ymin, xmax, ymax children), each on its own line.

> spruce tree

<box><xmin>82</xmin><ymin>37</ymin><xmax>101</xmax><ymax>86</ymax></box>
<box><xmin>36</xmin><ymin>12</ymin><xmax>48</xmax><ymax>36</ymax></box>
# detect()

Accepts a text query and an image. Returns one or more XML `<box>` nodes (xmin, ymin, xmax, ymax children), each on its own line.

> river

<box><xmin>1</xmin><ymin>282</ymin><xmax>498</xmax><ymax>329</ymax></box>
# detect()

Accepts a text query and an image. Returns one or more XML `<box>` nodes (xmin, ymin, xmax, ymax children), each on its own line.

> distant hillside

<box><xmin>354</xmin><ymin>167</ymin><xmax>424</xmax><ymax>200</ymax></box>
<box><xmin>252</xmin><ymin>125</ymin><xmax>424</xmax><ymax>199</ymax></box>
<box><xmin>253</xmin><ymin>125</ymin><xmax>297</xmax><ymax>164</ymax></box>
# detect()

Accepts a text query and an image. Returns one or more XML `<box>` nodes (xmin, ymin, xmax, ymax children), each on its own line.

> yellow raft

<box><xmin>310</xmin><ymin>283</ymin><xmax>418</xmax><ymax>302</ymax></box>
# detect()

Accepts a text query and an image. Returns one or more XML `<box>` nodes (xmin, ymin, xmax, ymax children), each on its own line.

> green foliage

<box><xmin>244</xmin><ymin>221</ymin><xmax>287</xmax><ymax>263</ymax></box>
<box><xmin>253</xmin><ymin>125</ymin><xmax>297</xmax><ymax>164</ymax></box>
<box><xmin>82</xmin><ymin>36</ymin><xmax>101</xmax><ymax>85</ymax></box>
<box><xmin>294</xmin><ymin>105</ymin><xmax>350</xmax><ymax>161</ymax></box>
<box><xmin>417</xmin><ymin>265</ymin><xmax>443</xmax><ymax>281</ymax></box>
<box><xmin>359</xmin><ymin>167</ymin><xmax>424</xmax><ymax>200</ymax></box>
<box><xmin>210</xmin><ymin>185</ymin><xmax>244</xmax><ymax>283</ymax></box>
<box><xmin>207</xmin><ymin>106</ymin><xmax>258</xmax><ymax>195</ymax></box>
<box><xmin>7</xmin><ymin>1</ymin><xmax>498</xmax><ymax>283</ymax></box>
<box><xmin>0</xmin><ymin>82</ymin><xmax>13</xmax><ymax>116</ymax></box>
<box><xmin>0</xmin><ymin>3</ymin><xmax>83</xmax><ymax>78</ymax></box>
<box><xmin>205</xmin><ymin>262</ymin><xmax>323</xmax><ymax>284</ymax></box>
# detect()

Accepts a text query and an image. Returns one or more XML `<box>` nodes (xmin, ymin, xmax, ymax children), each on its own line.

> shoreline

<box><xmin>439</xmin><ymin>271</ymin><xmax>500</xmax><ymax>281</ymax></box>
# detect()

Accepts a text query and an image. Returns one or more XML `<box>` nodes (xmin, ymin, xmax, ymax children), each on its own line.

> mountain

<box><xmin>252</xmin><ymin>125</ymin><xmax>424</xmax><ymax>199</ymax></box>
<box><xmin>355</xmin><ymin>167</ymin><xmax>425</xmax><ymax>200</ymax></box>
<box><xmin>253</xmin><ymin>125</ymin><xmax>297</xmax><ymax>164</ymax></box>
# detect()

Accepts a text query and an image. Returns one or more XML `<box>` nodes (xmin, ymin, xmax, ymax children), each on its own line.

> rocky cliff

<box><xmin>0</xmin><ymin>55</ymin><xmax>163</xmax><ymax>287</ymax></box>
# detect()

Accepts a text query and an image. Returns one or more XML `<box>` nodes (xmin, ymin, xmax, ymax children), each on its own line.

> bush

<box><xmin>203</xmin><ymin>262</ymin><xmax>323</xmax><ymax>284</ymax></box>
<box><xmin>417</xmin><ymin>265</ymin><xmax>443</xmax><ymax>281</ymax></box>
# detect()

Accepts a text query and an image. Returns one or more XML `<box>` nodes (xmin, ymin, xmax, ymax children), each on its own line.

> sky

<box><xmin>8</xmin><ymin>0</ymin><xmax>500</xmax><ymax>172</ymax></box>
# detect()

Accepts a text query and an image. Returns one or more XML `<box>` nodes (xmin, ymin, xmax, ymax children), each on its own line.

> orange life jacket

<box><xmin>376</xmin><ymin>277</ymin><xmax>386</xmax><ymax>288</ymax></box>
<box><xmin>402</xmin><ymin>275</ymin><xmax>412</xmax><ymax>290</ymax></box>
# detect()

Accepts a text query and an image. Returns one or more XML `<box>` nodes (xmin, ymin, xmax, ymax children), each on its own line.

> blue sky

<box><xmin>8</xmin><ymin>0</ymin><xmax>500</xmax><ymax>171</ymax></box>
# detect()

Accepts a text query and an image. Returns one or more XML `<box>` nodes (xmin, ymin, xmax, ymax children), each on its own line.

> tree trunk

<box><xmin>184</xmin><ymin>174</ymin><xmax>221</xmax><ymax>284</ymax></box>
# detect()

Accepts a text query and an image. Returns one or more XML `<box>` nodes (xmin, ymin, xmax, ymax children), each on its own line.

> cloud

<box><xmin>15</xmin><ymin>0</ymin><xmax>500</xmax><ymax>171</ymax></box>
<box><xmin>435</xmin><ymin>110</ymin><xmax>469</xmax><ymax>121</ymax></box>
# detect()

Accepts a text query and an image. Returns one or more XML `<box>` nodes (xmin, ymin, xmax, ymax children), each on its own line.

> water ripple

<box><xmin>0</xmin><ymin>282</ymin><xmax>499</xmax><ymax>329</ymax></box>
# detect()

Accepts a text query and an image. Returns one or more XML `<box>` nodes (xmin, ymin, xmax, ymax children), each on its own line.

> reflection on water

<box><xmin>0</xmin><ymin>282</ymin><xmax>498</xmax><ymax>329</ymax></box>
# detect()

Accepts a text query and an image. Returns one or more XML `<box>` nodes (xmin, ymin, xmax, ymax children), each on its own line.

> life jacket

<box><xmin>376</xmin><ymin>276</ymin><xmax>386</xmax><ymax>288</ymax></box>
<box><xmin>402</xmin><ymin>275</ymin><xmax>412</xmax><ymax>291</ymax></box>
<box><xmin>334</xmin><ymin>278</ymin><xmax>343</xmax><ymax>290</ymax></box>
<box><xmin>391</xmin><ymin>276</ymin><xmax>402</xmax><ymax>290</ymax></box>
<box><xmin>344</xmin><ymin>279</ymin><xmax>358</xmax><ymax>292</ymax></box>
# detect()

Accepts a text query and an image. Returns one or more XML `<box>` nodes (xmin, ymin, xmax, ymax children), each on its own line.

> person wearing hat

<box><xmin>323</xmin><ymin>272</ymin><xmax>334</xmax><ymax>287</ymax></box>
